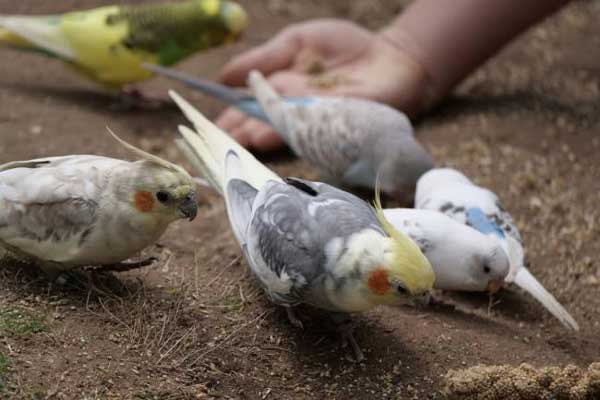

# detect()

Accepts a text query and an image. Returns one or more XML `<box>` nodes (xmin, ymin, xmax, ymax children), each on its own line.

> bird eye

<box><xmin>156</xmin><ymin>190</ymin><xmax>171</xmax><ymax>203</ymax></box>
<box><xmin>483</xmin><ymin>265</ymin><xmax>491</xmax><ymax>274</ymax></box>
<box><xmin>397</xmin><ymin>285</ymin><xmax>407</xmax><ymax>294</ymax></box>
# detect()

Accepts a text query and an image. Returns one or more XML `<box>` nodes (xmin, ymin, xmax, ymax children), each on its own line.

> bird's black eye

<box><xmin>483</xmin><ymin>265</ymin><xmax>491</xmax><ymax>274</ymax></box>
<box><xmin>156</xmin><ymin>190</ymin><xmax>170</xmax><ymax>203</ymax></box>
<box><xmin>397</xmin><ymin>285</ymin><xmax>407</xmax><ymax>294</ymax></box>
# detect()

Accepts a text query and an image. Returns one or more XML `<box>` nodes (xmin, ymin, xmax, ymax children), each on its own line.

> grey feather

<box><xmin>244</xmin><ymin>179</ymin><xmax>382</xmax><ymax>306</ymax></box>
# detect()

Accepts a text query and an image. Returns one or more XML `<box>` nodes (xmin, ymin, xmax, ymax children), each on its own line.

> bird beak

<box><xmin>486</xmin><ymin>278</ymin><xmax>504</xmax><ymax>294</ymax></box>
<box><xmin>179</xmin><ymin>194</ymin><xmax>198</xmax><ymax>221</ymax></box>
<box><xmin>411</xmin><ymin>291</ymin><xmax>431</xmax><ymax>307</ymax></box>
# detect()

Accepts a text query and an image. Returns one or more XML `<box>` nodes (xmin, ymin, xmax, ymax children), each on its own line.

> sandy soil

<box><xmin>0</xmin><ymin>1</ymin><xmax>599</xmax><ymax>399</ymax></box>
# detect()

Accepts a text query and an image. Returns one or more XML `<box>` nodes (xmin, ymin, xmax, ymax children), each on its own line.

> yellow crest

<box><xmin>373</xmin><ymin>182</ymin><xmax>435</xmax><ymax>294</ymax></box>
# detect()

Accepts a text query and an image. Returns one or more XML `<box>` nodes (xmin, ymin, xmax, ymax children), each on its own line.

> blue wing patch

<box><xmin>466</xmin><ymin>207</ymin><xmax>505</xmax><ymax>238</ymax></box>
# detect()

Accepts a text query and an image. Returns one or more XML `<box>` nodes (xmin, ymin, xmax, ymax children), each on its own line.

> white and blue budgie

<box><xmin>145</xmin><ymin>64</ymin><xmax>434</xmax><ymax>200</ymax></box>
<box><xmin>383</xmin><ymin>208</ymin><xmax>510</xmax><ymax>294</ymax></box>
<box><xmin>415</xmin><ymin>168</ymin><xmax>579</xmax><ymax>331</ymax></box>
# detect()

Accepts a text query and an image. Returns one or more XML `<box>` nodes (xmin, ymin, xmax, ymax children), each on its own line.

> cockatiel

<box><xmin>145</xmin><ymin>64</ymin><xmax>434</xmax><ymax>200</ymax></box>
<box><xmin>169</xmin><ymin>90</ymin><xmax>434</xmax><ymax>361</ymax></box>
<box><xmin>0</xmin><ymin>131</ymin><xmax>198</xmax><ymax>278</ymax></box>
<box><xmin>0</xmin><ymin>0</ymin><xmax>247</xmax><ymax>91</ymax></box>
<box><xmin>415</xmin><ymin>168</ymin><xmax>579</xmax><ymax>331</ymax></box>
<box><xmin>383</xmin><ymin>208</ymin><xmax>509</xmax><ymax>293</ymax></box>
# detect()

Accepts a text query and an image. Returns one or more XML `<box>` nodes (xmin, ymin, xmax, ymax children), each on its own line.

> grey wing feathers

<box><xmin>0</xmin><ymin>155</ymin><xmax>103</xmax><ymax>172</ymax></box>
<box><xmin>247</xmin><ymin>179</ymin><xmax>381</xmax><ymax>304</ymax></box>
<box><xmin>225</xmin><ymin>178</ymin><xmax>258</xmax><ymax>246</ymax></box>
<box><xmin>0</xmin><ymin>198</ymin><xmax>97</xmax><ymax>245</ymax></box>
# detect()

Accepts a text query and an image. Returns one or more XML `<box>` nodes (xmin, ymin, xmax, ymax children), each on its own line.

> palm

<box><xmin>218</xmin><ymin>19</ymin><xmax>424</xmax><ymax>151</ymax></box>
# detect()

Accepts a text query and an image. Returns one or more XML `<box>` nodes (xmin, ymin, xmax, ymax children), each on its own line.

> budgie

<box><xmin>145</xmin><ymin>64</ymin><xmax>434</xmax><ymax>200</ymax></box>
<box><xmin>384</xmin><ymin>208</ymin><xmax>509</xmax><ymax>293</ymax></box>
<box><xmin>0</xmin><ymin>130</ymin><xmax>197</xmax><ymax>278</ymax></box>
<box><xmin>169</xmin><ymin>90</ymin><xmax>434</xmax><ymax>361</ymax></box>
<box><xmin>415</xmin><ymin>168</ymin><xmax>579</xmax><ymax>331</ymax></box>
<box><xmin>0</xmin><ymin>0</ymin><xmax>247</xmax><ymax>93</ymax></box>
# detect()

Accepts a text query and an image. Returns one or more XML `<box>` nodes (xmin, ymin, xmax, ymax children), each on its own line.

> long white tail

<box><xmin>169</xmin><ymin>90</ymin><xmax>281</xmax><ymax>195</ymax></box>
<box><xmin>513</xmin><ymin>267</ymin><xmax>579</xmax><ymax>331</ymax></box>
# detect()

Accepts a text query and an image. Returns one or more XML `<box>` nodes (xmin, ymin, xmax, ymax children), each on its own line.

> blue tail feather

<box><xmin>143</xmin><ymin>63</ymin><xmax>318</xmax><ymax>123</ymax></box>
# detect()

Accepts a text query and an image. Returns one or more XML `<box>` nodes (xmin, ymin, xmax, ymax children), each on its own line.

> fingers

<box><xmin>216</xmin><ymin>107</ymin><xmax>285</xmax><ymax>152</ymax></box>
<box><xmin>220</xmin><ymin>27</ymin><xmax>302</xmax><ymax>86</ymax></box>
<box><xmin>237</xmin><ymin>119</ymin><xmax>285</xmax><ymax>152</ymax></box>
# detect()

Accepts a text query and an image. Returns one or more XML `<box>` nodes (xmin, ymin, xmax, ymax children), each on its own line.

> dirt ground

<box><xmin>1</xmin><ymin>1</ymin><xmax>599</xmax><ymax>399</ymax></box>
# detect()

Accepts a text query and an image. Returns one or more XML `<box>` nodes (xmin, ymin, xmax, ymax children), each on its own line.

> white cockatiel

<box><xmin>415</xmin><ymin>168</ymin><xmax>579</xmax><ymax>331</ymax></box>
<box><xmin>0</xmin><ymin>131</ymin><xmax>198</xmax><ymax>277</ymax></box>
<box><xmin>145</xmin><ymin>64</ymin><xmax>434</xmax><ymax>199</ymax></box>
<box><xmin>383</xmin><ymin>208</ymin><xmax>509</xmax><ymax>293</ymax></box>
<box><xmin>169</xmin><ymin>90</ymin><xmax>435</xmax><ymax>361</ymax></box>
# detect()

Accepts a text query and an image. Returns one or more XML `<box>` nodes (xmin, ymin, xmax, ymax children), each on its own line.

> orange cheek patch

<box><xmin>368</xmin><ymin>269</ymin><xmax>390</xmax><ymax>295</ymax></box>
<box><xmin>134</xmin><ymin>191</ymin><xmax>155</xmax><ymax>212</ymax></box>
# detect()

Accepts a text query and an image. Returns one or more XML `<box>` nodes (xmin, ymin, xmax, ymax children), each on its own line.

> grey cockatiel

<box><xmin>415</xmin><ymin>168</ymin><xmax>579</xmax><ymax>331</ymax></box>
<box><xmin>0</xmin><ymin>131</ymin><xmax>198</xmax><ymax>278</ymax></box>
<box><xmin>144</xmin><ymin>64</ymin><xmax>434</xmax><ymax>199</ymax></box>
<box><xmin>169</xmin><ymin>90</ymin><xmax>434</xmax><ymax>361</ymax></box>
<box><xmin>383</xmin><ymin>208</ymin><xmax>509</xmax><ymax>293</ymax></box>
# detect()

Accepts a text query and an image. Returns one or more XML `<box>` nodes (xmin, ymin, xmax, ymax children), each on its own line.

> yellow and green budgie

<box><xmin>0</xmin><ymin>0</ymin><xmax>248</xmax><ymax>89</ymax></box>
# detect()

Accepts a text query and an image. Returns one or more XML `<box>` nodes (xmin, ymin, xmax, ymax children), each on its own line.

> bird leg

<box><xmin>331</xmin><ymin>314</ymin><xmax>364</xmax><ymax>362</ymax></box>
<box><xmin>285</xmin><ymin>306</ymin><xmax>304</xmax><ymax>329</ymax></box>
<box><xmin>97</xmin><ymin>257</ymin><xmax>158</xmax><ymax>272</ymax></box>
<box><xmin>111</xmin><ymin>86</ymin><xmax>169</xmax><ymax>111</ymax></box>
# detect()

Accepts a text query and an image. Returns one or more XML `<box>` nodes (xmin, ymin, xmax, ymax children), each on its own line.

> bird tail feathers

<box><xmin>0</xmin><ymin>15</ymin><xmax>75</xmax><ymax>60</ymax></box>
<box><xmin>170</xmin><ymin>90</ymin><xmax>281</xmax><ymax>196</ymax></box>
<box><xmin>513</xmin><ymin>267</ymin><xmax>579</xmax><ymax>331</ymax></box>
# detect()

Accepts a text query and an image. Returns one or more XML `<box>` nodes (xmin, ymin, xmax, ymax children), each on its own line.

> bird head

<box><xmin>109</xmin><ymin>129</ymin><xmax>198</xmax><ymax>223</ymax></box>
<box><xmin>366</xmin><ymin>187</ymin><xmax>435</xmax><ymax>305</ymax></box>
<box><xmin>194</xmin><ymin>0</ymin><xmax>248</xmax><ymax>43</ymax></box>
<box><xmin>466</xmin><ymin>240</ymin><xmax>510</xmax><ymax>293</ymax></box>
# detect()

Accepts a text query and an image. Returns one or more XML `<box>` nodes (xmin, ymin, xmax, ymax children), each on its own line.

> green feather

<box><xmin>105</xmin><ymin>0</ymin><xmax>235</xmax><ymax>65</ymax></box>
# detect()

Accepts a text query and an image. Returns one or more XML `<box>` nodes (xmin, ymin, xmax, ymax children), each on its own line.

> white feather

<box><xmin>0</xmin><ymin>15</ymin><xmax>76</xmax><ymax>60</ymax></box>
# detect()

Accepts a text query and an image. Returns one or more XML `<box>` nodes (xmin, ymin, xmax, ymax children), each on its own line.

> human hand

<box><xmin>217</xmin><ymin>19</ymin><xmax>429</xmax><ymax>152</ymax></box>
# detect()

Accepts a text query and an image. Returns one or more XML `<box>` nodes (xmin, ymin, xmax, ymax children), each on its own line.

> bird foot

<box><xmin>335</xmin><ymin>319</ymin><xmax>364</xmax><ymax>362</ymax></box>
<box><xmin>285</xmin><ymin>306</ymin><xmax>304</xmax><ymax>329</ymax></box>
<box><xmin>97</xmin><ymin>257</ymin><xmax>158</xmax><ymax>272</ymax></box>
<box><xmin>110</xmin><ymin>87</ymin><xmax>169</xmax><ymax>111</ymax></box>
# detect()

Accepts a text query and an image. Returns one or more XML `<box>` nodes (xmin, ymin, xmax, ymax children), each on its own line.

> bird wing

<box><xmin>247</xmin><ymin>71</ymin><xmax>359</xmax><ymax>176</ymax></box>
<box><xmin>245</xmin><ymin>178</ymin><xmax>382</xmax><ymax>305</ymax></box>
<box><xmin>0</xmin><ymin>156</ymin><xmax>117</xmax><ymax>263</ymax></box>
<box><xmin>417</xmin><ymin>181</ymin><xmax>523</xmax><ymax>245</ymax></box>
<box><xmin>382</xmin><ymin>209</ymin><xmax>434</xmax><ymax>255</ymax></box>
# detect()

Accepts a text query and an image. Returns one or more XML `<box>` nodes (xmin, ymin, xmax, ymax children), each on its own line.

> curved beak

<box><xmin>179</xmin><ymin>194</ymin><xmax>198</xmax><ymax>221</ymax></box>
<box><xmin>410</xmin><ymin>291</ymin><xmax>431</xmax><ymax>307</ymax></box>
<box><xmin>486</xmin><ymin>278</ymin><xmax>504</xmax><ymax>294</ymax></box>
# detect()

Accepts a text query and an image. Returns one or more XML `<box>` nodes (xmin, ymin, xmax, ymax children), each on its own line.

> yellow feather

<box><xmin>373</xmin><ymin>182</ymin><xmax>435</xmax><ymax>294</ymax></box>
<box><xmin>0</xmin><ymin>1</ymin><xmax>248</xmax><ymax>88</ymax></box>
<box><xmin>202</xmin><ymin>0</ymin><xmax>221</xmax><ymax>16</ymax></box>
<box><xmin>61</xmin><ymin>6</ymin><xmax>156</xmax><ymax>87</ymax></box>
<box><xmin>0</xmin><ymin>27</ymin><xmax>33</xmax><ymax>47</ymax></box>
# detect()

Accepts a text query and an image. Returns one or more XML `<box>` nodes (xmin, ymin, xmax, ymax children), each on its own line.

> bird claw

<box><xmin>285</xmin><ymin>306</ymin><xmax>304</xmax><ymax>329</ymax></box>
<box><xmin>98</xmin><ymin>257</ymin><xmax>158</xmax><ymax>272</ymax></box>
<box><xmin>111</xmin><ymin>87</ymin><xmax>168</xmax><ymax>111</ymax></box>
<box><xmin>335</xmin><ymin>320</ymin><xmax>364</xmax><ymax>362</ymax></box>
